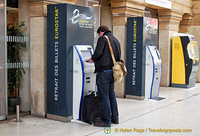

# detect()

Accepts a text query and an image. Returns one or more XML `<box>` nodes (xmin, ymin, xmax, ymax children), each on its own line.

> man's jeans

<box><xmin>96</xmin><ymin>70</ymin><xmax>119</xmax><ymax>124</ymax></box>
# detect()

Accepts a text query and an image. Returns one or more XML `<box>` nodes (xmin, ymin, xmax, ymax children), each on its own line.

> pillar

<box><xmin>18</xmin><ymin>0</ymin><xmax>31</xmax><ymax>112</ymax></box>
<box><xmin>179</xmin><ymin>13</ymin><xmax>193</xmax><ymax>33</ymax></box>
<box><xmin>100</xmin><ymin>0</ymin><xmax>112</xmax><ymax>29</ymax></box>
<box><xmin>158</xmin><ymin>9</ymin><xmax>183</xmax><ymax>86</ymax></box>
<box><xmin>30</xmin><ymin>0</ymin><xmax>77</xmax><ymax>117</ymax></box>
<box><xmin>30</xmin><ymin>1</ymin><xmax>47</xmax><ymax>117</ymax></box>
<box><xmin>189</xmin><ymin>0</ymin><xmax>200</xmax><ymax>82</ymax></box>
<box><xmin>110</xmin><ymin>0</ymin><xmax>145</xmax><ymax>97</ymax></box>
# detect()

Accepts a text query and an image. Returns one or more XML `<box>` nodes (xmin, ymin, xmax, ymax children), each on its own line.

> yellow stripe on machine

<box><xmin>171</xmin><ymin>36</ymin><xmax>185</xmax><ymax>84</ymax></box>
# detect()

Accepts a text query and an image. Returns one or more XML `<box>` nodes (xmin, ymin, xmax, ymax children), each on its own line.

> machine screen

<box><xmin>187</xmin><ymin>42</ymin><xmax>199</xmax><ymax>59</ymax></box>
<box><xmin>194</xmin><ymin>42</ymin><xmax>199</xmax><ymax>58</ymax></box>
<box><xmin>81</xmin><ymin>50</ymin><xmax>92</xmax><ymax>61</ymax></box>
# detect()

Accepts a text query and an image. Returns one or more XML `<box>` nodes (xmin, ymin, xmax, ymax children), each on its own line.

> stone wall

<box><xmin>100</xmin><ymin>0</ymin><xmax>112</xmax><ymax>30</ymax></box>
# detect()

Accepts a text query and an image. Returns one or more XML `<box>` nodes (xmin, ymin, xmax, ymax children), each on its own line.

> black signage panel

<box><xmin>47</xmin><ymin>4</ymin><xmax>94</xmax><ymax>118</ymax></box>
<box><xmin>125</xmin><ymin>17</ymin><xmax>158</xmax><ymax>97</ymax></box>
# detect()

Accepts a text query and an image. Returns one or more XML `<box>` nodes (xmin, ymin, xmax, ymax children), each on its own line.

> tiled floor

<box><xmin>1</xmin><ymin>83</ymin><xmax>200</xmax><ymax>136</ymax></box>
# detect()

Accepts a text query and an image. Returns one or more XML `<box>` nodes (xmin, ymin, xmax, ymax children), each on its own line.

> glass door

<box><xmin>0</xmin><ymin>0</ymin><xmax>7</xmax><ymax>120</ymax></box>
<box><xmin>7</xmin><ymin>1</ymin><xmax>30</xmax><ymax>115</ymax></box>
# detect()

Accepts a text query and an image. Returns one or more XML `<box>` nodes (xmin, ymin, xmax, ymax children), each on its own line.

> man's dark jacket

<box><xmin>92</xmin><ymin>31</ymin><xmax>121</xmax><ymax>73</ymax></box>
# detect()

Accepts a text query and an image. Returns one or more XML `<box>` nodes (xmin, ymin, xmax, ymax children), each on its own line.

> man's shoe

<box><xmin>111</xmin><ymin>119</ymin><xmax>119</xmax><ymax>124</ymax></box>
<box><xmin>94</xmin><ymin>122</ymin><xmax>111</xmax><ymax>127</ymax></box>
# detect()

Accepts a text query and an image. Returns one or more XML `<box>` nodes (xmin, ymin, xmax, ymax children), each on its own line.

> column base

<box><xmin>125</xmin><ymin>95</ymin><xmax>145</xmax><ymax>100</ymax></box>
<box><xmin>47</xmin><ymin>114</ymin><xmax>72</xmax><ymax>122</ymax></box>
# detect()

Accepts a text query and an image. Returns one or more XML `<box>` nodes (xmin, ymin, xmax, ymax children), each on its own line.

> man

<box><xmin>88</xmin><ymin>25</ymin><xmax>120</xmax><ymax>127</ymax></box>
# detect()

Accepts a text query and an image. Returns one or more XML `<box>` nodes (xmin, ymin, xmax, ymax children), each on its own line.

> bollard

<box><xmin>16</xmin><ymin>105</ymin><xmax>20</xmax><ymax>122</ymax></box>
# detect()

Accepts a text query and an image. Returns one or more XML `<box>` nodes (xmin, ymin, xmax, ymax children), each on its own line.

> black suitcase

<box><xmin>82</xmin><ymin>91</ymin><xmax>102</xmax><ymax>124</ymax></box>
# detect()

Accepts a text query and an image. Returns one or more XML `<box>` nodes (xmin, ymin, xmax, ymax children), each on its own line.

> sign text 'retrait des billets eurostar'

<box><xmin>54</xmin><ymin>7</ymin><xmax>59</xmax><ymax>101</ymax></box>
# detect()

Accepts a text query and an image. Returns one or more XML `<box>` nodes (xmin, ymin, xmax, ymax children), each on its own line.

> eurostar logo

<box><xmin>70</xmin><ymin>9</ymin><xmax>93</xmax><ymax>24</ymax></box>
<box><xmin>104</xmin><ymin>127</ymin><xmax>111</xmax><ymax>134</ymax></box>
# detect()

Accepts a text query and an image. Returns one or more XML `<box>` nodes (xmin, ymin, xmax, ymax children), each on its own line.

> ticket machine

<box><xmin>73</xmin><ymin>45</ymin><xmax>96</xmax><ymax>120</ymax></box>
<box><xmin>145</xmin><ymin>46</ymin><xmax>162</xmax><ymax>99</ymax></box>
<box><xmin>171</xmin><ymin>34</ymin><xmax>199</xmax><ymax>88</ymax></box>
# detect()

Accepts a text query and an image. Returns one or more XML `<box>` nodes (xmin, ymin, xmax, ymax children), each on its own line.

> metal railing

<box><xmin>7</xmin><ymin>62</ymin><xmax>29</xmax><ymax>69</ymax></box>
<box><xmin>6</xmin><ymin>35</ymin><xmax>30</xmax><ymax>69</ymax></box>
<box><xmin>6</xmin><ymin>35</ymin><xmax>29</xmax><ymax>42</ymax></box>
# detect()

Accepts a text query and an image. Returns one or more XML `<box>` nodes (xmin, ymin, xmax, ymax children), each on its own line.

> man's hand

<box><xmin>88</xmin><ymin>58</ymin><xmax>94</xmax><ymax>63</ymax></box>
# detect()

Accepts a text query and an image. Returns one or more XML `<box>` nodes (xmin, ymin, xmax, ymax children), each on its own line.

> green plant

<box><xmin>7</xmin><ymin>21</ymin><xmax>26</xmax><ymax>97</ymax></box>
